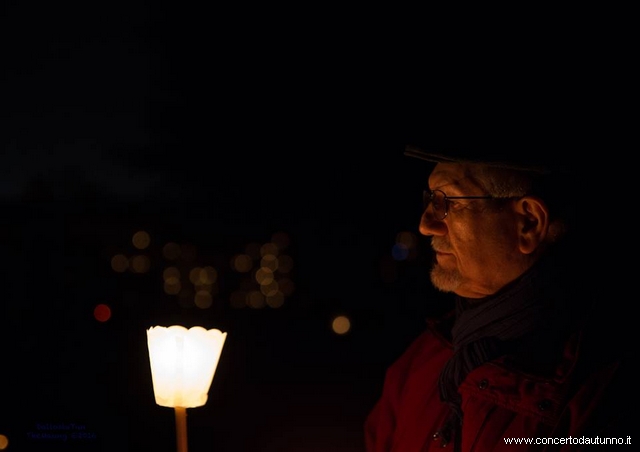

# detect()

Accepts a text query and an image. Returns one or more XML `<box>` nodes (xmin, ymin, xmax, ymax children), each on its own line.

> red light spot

<box><xmin>94</xmin><ymin>304</ymin><xmax>112</xmax><ymax>322</ymax></box>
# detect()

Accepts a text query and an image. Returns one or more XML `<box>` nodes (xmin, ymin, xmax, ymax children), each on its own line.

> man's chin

<box><xmin>430</xmin><ymin>265</ymin><xmax>461</xmax><ymax>293</ymax></box>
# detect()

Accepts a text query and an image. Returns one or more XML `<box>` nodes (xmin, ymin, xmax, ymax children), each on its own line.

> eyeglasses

<box><xmin>423</xmin><ymin>189</ymin><xmax>495</xmax><ymax>220</ymax></box>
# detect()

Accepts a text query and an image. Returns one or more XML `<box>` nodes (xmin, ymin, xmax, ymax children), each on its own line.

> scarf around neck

<box><xmin>436</xmin><ymin>248</ymin><xmax>572</xmax><ymax>440</ymax></box>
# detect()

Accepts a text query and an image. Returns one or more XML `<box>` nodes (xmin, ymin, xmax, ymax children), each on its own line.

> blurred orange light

<box><xmin>260</xmin><ymin>242</ymin><xmax>278</xmax><ymax>257</ymax></box>
<box><xmin>255</xmin><ymin>268</ymin><xmax>274</xmax><ymax>285</ymax></box>
<box><xmin>266</xmin><ymin>292</ymin><xmax>285</xmax><ymax>308</ymax></box>
<box><xmin>164</xmin><ymin>278</ymin><xmax>181</xmax><ymax>295</ymax></box>
<box><xmin>260</xmin><ymin>280</ymin><xmax>279</xmax><ymax>297</ymax></box>
<box><xmin>247</xmin><ymin>291</ymin><xmax>265</xmax><ymax>309</ymax></box>
<box><xmin>111</xmin><ymin>254</ymin><xmax>129</xmax><ymax>272</ymax></box>
<box><xmin>163</xmin><ymin>266</ymin><xmax>180</xmax><ymax>281</ymax></box>
<box><xmin>194</xmin><ymin>291</ymin><xmax>213</xmax><ymax>309</ymax></box>
<box><xmin>131</xmin><ymin>255</ymin><xmax>151</xmax><ymax>273</ymax></box>
<box><xmin>332</xmin><ymin>315</ymin><xmax>351</xmax><ymax>335</ymax></box>
<box><xmin>191</xmin><ymin>266</ymin><xmax>217</xmax><ymax>284</ymax></box>
<box><xmin>260</xmin><ymin>254</ymin><xmax>279</xmax><ymax>271</ymax></box>
<box><xmin>132</xmin><ymin>230</ymin><xmax>151</xmax><ymax>249</ymax></box>
<box><xmin>232</xmin><ymin>254</ymin><xmax>253</xmax><ymax>273</ymax></box>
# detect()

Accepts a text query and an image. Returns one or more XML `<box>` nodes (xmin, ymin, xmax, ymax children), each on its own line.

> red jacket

<box><xmin>364</xmin><ymin>312</ymin><xmax>628</xmax><ymax>451</ymax></box>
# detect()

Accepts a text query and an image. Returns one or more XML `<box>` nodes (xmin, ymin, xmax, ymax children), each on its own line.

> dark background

<box><xmin>3</xmin><ymin>3</ymin><xmax>607</xmax><ymax>451</ymax></box>
<box><xmin>2</xmin><ymin>3</ymin><xmax>454</xmax><ymax>451</ymax></box>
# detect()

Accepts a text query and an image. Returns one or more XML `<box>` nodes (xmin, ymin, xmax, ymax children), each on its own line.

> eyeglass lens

<box><xmin>423</xmin><ymin>190</ymin><xmax>447</xmax><ymax>220</ymax></box>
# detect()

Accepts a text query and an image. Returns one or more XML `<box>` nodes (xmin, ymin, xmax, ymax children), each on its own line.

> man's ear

<box><xmin>514</xmin><ymin>196</ymin><xmax>549</xmax><ymax>254</ymax></box>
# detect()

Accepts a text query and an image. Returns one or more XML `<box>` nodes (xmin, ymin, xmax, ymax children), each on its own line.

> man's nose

<box><xmin>419</xmin><ymin>208</ymin><xmax>446</xmax><ymax>236</ymax></box>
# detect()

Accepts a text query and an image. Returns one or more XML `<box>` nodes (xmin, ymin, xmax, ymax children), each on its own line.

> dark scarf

<box><xmin>435</xmin><ymin>245</ymin><xmax>574</xmax><ymax>446</ymax></box>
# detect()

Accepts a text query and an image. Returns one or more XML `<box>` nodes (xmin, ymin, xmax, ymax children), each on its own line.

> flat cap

<box><xmin>404</xmin><ymin>141</ymin><xmax>574</xmax><ymax>175</ymax></box>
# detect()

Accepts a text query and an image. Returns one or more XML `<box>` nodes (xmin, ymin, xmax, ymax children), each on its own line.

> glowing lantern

<box><xmin>147</xmin><ymin>325</ymin><xmax>227</xmax><ymax>452</ymax></box>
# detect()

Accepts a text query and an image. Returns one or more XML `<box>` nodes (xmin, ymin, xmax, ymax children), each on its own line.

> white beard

<box><xmin>430</xmin><ymin>263</ymin><xmax>462</xmax><ymax>293</ymax></box>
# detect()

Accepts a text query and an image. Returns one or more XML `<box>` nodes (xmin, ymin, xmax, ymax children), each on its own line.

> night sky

<box><xmin>3</xmin><ymin>3</ymin><xmax>613</xmax><ymax>452</ymax></box>
<box><xmin>2</xmin><ymin>4</ymin><xmax>456</xmax><ymax>451</ymax></box>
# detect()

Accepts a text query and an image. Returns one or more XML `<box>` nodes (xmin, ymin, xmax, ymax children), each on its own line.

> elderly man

<box><xmin>364</xmin><ymin>143</ymin><xmax>629</xmax><ymax>451</ymax></box>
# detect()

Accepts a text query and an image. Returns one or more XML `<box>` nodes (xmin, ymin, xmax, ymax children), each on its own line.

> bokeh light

<box><xmin>0</xmin><ymin>434</ymin><xmax>8</xmax><ymax>450</ymax></box>
<box><xmin>260</xmin><ymin>254</ymin><xmax>279</xmax><ymax>272</ymax></box>
<box><xmin>247</xmin><ymin>290</ymin><xmax>265</xmax><ymax>309</ymax></box>
<box><xmin>162</xmin><ymin>266</ymin><xmax>181</xmax><ymax>294</ymax></box>
<box><xmin>392</xmin><ymin>242</ymin><xmax>409</xmax><ymax>261</ymax></box>
<box><xmin>394</xmin><ymin>230</ymin><xmax>418</xmax><ymax>261</ymax></box>
<box><xmin>130</xmin><ymin>254</ymin><xmax>151</xmax><ymax>273</ymax></box>
<box><xmin>332</xmin><ymin>315</ymin><xmax>351</xmax><ymax>335</ymax></box>
<box><xmin>232</xmin><ymin>254</ymin><xmax>253</xmax><ymax>273</ymax></box>
<box><xmin>114</xmin><ymin>228</ymin><xmax>298</xmax><ymax>315</ymax></box>
<box><xmin>163</xmin><ymin>266</ymin><xmax>180</xmax><ymax>281</ymax></box>
<box><xmin>111</xmin><ymin>254</ymin><xmax>129</xmax><ymax>272</ymax></box>
<box><xmin>255</xmin><ymin>267</ymin><xmax>274</xmax><ymax>286</ymax></box>
<box><xmin>260</xmin><ymin>280</ymin><xmax>279</xmax><ymax>297</ymax></box>
<box><xmin>94</xmin><ymin>303</ymin><xmax>112</xmax><ymax>322</ymax></box>
<box><xmin>164</xmin><ymin>278</ymin><xmax>181</xmax><ymax>295</ymax></box>
<box><xmin>266</xmin><ymin>291</ymin><xmax>285</xmax><ymax>308</ymax></box>
<box><xmin>132</xmin><ymin>230</ymin><xmax>151</xmax><ymax>249</ymax></box>
<box><xmin>194</xmin><ymin>290</ymin><xmax>213</xmax><ymax>309</ymax></box>
<box><xmin>189</xmin><ymin>266</ymin><xmax>217</xmax><ymax>285</ymax></box>
<box><xmin>260</xmin><ymin>242</ymin><xmax>278</xmax><ymax>257</ymax></box>
<box><xmin>189</xmin><ymin>267</ymin><xmax>202</xmax><ymax>285</ymax></box>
